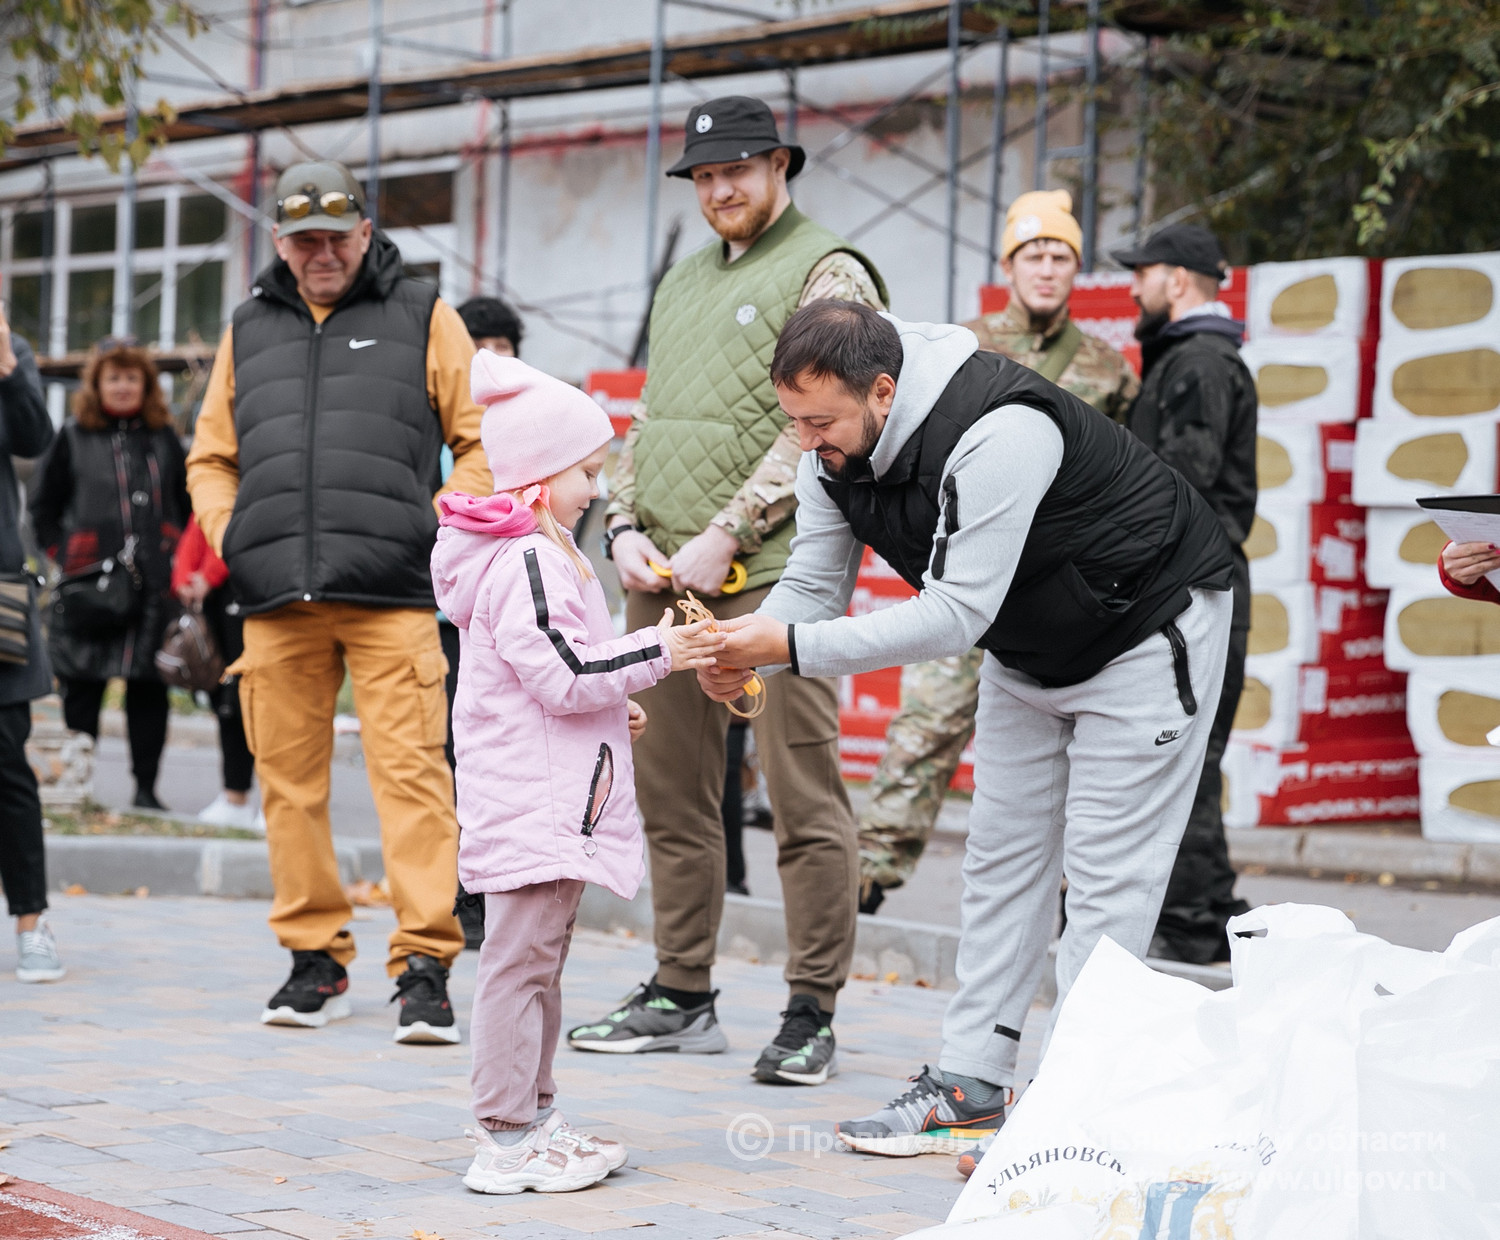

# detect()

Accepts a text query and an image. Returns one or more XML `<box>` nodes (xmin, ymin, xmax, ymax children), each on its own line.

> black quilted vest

<box><xmin>819</xmin><ymin>349</ymin><xmax>1234</xmax><ymax>687</ymax></box>
<box><xmin>225</xmin><ymin>234</ymin><xmax>442</xmax><ymax>613</ymax></box>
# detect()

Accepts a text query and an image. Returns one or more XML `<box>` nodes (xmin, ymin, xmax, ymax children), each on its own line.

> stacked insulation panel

<box><xmin>1354</xmin><ymin>254</ymin><xmax>1500</xmax><ymax>842</ymax></box>
<box><xmin>1224</xmin><ymin>258</ymin><xmax>1423</xmax><ymax>828</ymax></box>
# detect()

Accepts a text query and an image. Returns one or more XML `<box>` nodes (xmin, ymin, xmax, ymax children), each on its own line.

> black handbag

<box><xmin>0</xmin><ymin>571</ymin><xmax>36</xmax><ymax>666</ymax></box>
<box><xmin>54</xmin><ymin>535</ymin><xmax>143</xmax><ymax>635</ymax></box>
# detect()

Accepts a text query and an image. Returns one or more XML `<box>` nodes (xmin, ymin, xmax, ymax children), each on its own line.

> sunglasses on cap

<box><xmin>95</xmin><ymin>335</ymin><xmax>140</xmax><ymax>353</ymax></box>
<box><xmin>276</xmin><ymin>189</ymin><xmax>361</xmax><ymax>223</ymax></box>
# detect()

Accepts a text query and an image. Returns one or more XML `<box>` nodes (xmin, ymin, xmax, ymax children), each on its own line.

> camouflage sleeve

<box><xmin>1107</xmin><ymin>356</ymin><xmax>1142</xmax><ymax>423</ymax></box>
<box><xmin>708</xmin><ymin>251</ymin><xmax>886</xmax><ymax>551</ymax></box>
<box><xmin>603</xmin><ymin>398</ymin><xmax>646</xmax><ymax>527</ymax></box>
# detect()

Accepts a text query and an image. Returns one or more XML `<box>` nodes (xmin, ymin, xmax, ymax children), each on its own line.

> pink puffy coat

<box><xmin>430</xmin><ymin>493</ymin><xmax>670</xmax><ymax>900</ymax></box>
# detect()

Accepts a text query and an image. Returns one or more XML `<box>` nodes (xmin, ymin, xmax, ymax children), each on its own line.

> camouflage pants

<box><xmin>858</xmin><ymin>648</ymin><xmax>984</xmax><ymax>889</ymax></box>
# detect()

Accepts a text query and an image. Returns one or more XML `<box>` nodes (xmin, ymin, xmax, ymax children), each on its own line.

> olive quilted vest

<box><xmin>635</xmin><ymin>206</ymin><xmax>885</xmax><ymax>590</ymax></box>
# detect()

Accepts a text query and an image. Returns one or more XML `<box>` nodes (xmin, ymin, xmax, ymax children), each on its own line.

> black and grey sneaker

<box><xmin>567</xmin><ymin>981</ymin><xmax>728</xmax><ymax>1054</ymax></box>
<box><xmin>836</xmin><ymin>1066</ymin><xmax>1009</xmax><ymax>1157</ymax></box>
<box><xmin>261</xmin><ymin>950</ymin><xmax>350</xmax><ymax>1028</ymax></box>
<box><xmin>391</xmin><ymin>954</ymin><xmax>461</xmax><ymax>1045</ymax></box>
<box><xmin>455</xmin><ymin>889</ymin><xmax>486</xmax><ymax>951</ymax></box>
<box><xmin>752</xmin><ymin>994</ymin><xmax>836</xmax><ymax>1085</ymax></box>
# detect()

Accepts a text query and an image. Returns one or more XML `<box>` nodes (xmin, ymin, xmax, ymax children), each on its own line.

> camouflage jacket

<box><xmin>964</xmin><ymin>298</ymin><xmax>1139</xmax><ymax>419</ymax></box>
<box><xmin>605</xmin><ymin>249</ymin><xmax>885</xmax><ymax>553</ymax></box>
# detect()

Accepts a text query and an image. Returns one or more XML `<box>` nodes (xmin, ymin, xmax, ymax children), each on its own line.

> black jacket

<box><xmin>30</xmin><ymin>417</ymin><xmax>189</xmax><ymax>682</ymax></box>
<box><xmin>0</xmin><ymin>337</ymin><xmax>55</xmax><ymax>706</ymax></box>
<box><xmin>820</xmin><ymin>349</ymin><xmax>1235</xmax><ymax>687</ymax></box>
<box><xmin>1128</xmin><ymin>315</ymin><xmax>1258</xmax><ymax>629</ymax></box>
<box><xmin>225</xmin><ymin>233</ymin><xmax>444</xmax><ymax>613</ymax></box>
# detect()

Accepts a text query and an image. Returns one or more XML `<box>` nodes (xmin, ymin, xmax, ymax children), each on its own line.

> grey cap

<box><xmin>273</xmin><ymin>161</ymin><xmax>365</xmax><ymax>236</ymax></box>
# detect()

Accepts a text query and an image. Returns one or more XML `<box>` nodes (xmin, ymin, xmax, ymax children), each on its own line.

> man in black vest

<box><xmin>1114</xmin><ymin>225</ymin><xmax>1257</xmax><ymax>967</ymax></box>
<box><xmin>700</xmin><ymin>301</ymin><xmax>1235</xmax><ymax>1160</ymax></box>
<box><xmin>187</xmin><ymin>161</ymin><xmax>490</xmax><ymax>1044</ymax></box>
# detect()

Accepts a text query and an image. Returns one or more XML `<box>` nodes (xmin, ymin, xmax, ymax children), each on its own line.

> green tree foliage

<box><xmin>1147</xmin><ymin>0</ymin><xmax>1500</xmax><ymax>262</ymax></box>
<box><xmin>2</xmin><ymin>1</ymin><xmax>202</xmax><ymax>167</ymax></box>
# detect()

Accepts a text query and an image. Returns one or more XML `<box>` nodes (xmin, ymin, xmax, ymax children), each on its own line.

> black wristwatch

<box><xmin>601</xmin><ymin>523</ymin><xmax>639</xmax><ymax>561</ymax></box>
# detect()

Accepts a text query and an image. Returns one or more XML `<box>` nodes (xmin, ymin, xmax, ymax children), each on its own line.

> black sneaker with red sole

<box><xmin>261</xmin><ymin>950</ymin><xmax>351</xmax><ymax>1028</ymax></box>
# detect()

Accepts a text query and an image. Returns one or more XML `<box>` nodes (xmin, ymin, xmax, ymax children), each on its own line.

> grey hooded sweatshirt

<box><xmin>761</xmin><ymin>314</ymin><xmax>1064</xmax><ymax>678</ymax></box>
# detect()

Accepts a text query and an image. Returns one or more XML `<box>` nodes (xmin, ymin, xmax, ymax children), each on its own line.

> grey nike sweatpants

<box><xmin>938</xmin><ymin>588</ymin><xmax>1233</xmax><ymax>1088</ymax></box>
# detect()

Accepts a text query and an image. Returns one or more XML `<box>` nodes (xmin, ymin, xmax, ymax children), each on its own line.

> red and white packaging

<box><xmin>583</xmin><ymin>369</ymin><xmax>646</xmax><ymax>439</ymax></box>
<box><xmin>1248</xmin><ymin>583</ymin><xmax>1318</xmax><ymax>663</ymax></box>
<box><xmin>1418</xmin><ymin>754</ymin><xmax>1500</xmax><ymax>843</ymax></box>
<box><xmin>1247</xmin><ymin>256</ymin><xmax>1375</xmax><ymax>342</ymax></box>
<box><xmin>1306</xmin><ymin>501</ymin><xmax>1366</xmax><ymax>585</ymax></box>
<box><xmin>1404</xmin><ymin>668</ymin><xmax>1500</xmax><ymax>759</ymax></box>
<box><xmin>1296</xmin><ymin>663</ymin><xmax>1409</xmax><ymax>744</ymax></box>
<box><xmin>1315</xmin><ymin>584</ymin><xmax>1389</xmax><ymax>666</ymax></box>
<box><xmin>1228</xmin><ymin>736</ymin><xmax>1421</xmax><ymax>828</ymax></box>
<box><xmin>1241</xmin><ymin>336</ymin><xmax>1365</xmax><ymax>423</ymax></box>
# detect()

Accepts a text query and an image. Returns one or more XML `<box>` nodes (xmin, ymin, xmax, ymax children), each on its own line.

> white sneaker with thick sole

<box><xmin>198</xmin><ymin>793</ymin><xmax>263</xmax><ymax>831</ymax></box>
<box><xmin>462</xmin><ymin>1125</ymin><xmax>610</xmax><ymax>1194</ymax></box>
<box><xmin>16</xmin><ymin>914</ymin><xmax>66</xmax><ymax>983</ymax></box>
<box><xmin>540</xmin><ymin>1110</ymin><xmax>628</xmax><ymax>1172</ymax></box>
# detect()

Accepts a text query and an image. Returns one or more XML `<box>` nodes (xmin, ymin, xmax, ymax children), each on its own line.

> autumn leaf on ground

<box><xmin>273</xmin><ymin>1176</ymin><xmax>286</xmax><ymax>1184</ymax></box>
<box><xmin>64</xmin><ymin>883</ymin><xmax>87</xmax><ymax>895</ymax></box>
<box><xmin>346</xmin><ymin>878</ymin><xmax>391</xmax><ymax>907</ymax></box>
<box><xmin>412</xmin><ymin>1230</ymin><xmax>446</xmax><ymax>1240</ymax></box>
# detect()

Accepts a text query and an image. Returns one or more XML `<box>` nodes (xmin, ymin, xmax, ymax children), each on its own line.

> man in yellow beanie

<box><xmin>857</xmin><ymin>189</ymin><xmax>1138</xmax><ymax>914</ymax></box>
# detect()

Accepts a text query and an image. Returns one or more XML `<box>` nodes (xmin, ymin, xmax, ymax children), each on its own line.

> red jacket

<box><xmin>1439</xmin><ymin>542</ymin><xmax>1500</xmax><ymax>605</ymax></box>
<box><xmin>171</xmin><ymin>515</ymin><xmax>230</xmax><ymax>595</ymax></box>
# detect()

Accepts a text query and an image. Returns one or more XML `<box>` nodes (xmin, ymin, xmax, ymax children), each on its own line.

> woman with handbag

<box><xmin>170</xmin><ymin>515</ymin><xmax>258</xmax><ymax>829</ymax></box>
<box><xmin>30</xmin><ymin>339</ymin><xmax>189</xmax><ymax>811</ymax></box>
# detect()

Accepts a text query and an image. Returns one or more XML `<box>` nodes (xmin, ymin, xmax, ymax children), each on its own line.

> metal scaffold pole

<box><xmin>785</xmin><ymin>0</ymin><xmax>801</xmax><ymax>144</ymax></box>
<box><xmin>118</xmin><ymin>78</ymin><xmax>138</xmax><ymax>340</ymax></box>
<box><xmin>985</xmin><ymin>25</ymin><xmax>1009</xmax><ymax>286</ymax></box>
<box><xmin>247</xmin><ymin>0</ymin><xmax>268</xmax><ymax>281</ymax></box>
<box><xmin>497</xmin><ymin>0</ymin><xmax>514</xmax><ymax>287</ymax></box>
<box><xmin>1033</xmin><ymin>0</ymin><xmax>1049</xmax><ymax>190</ymax></box>
<box><xmin>1133</xmin><ymin>40</ymin><xmax>1150</xmax><ymax>241</ymax></box>
<box><xmin>1081</xmin><ymin>0</ymin><xmax>1100</xmax><ymax>271</ymax></box>
<box><xmin>944</xmin><ymin>0</ymin><xmax>961</xmax><ymax>322</ymax></box>
<box><xmin>366</xmin><ymin>0</ymin><xmax>383</xmax><ymax>229</ymax></box>
<box><xmin>643</xmin><ymin>0</ymin><xmax>667</xmax><ymax>290</ymax></box>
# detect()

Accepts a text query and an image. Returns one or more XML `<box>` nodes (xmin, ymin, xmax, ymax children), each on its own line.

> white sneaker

<box><xmin>16</xmin><ymin>914</ymin><xmax>66</xmax><ymax>983</ymax></box>
<box><xmin>462</xmin><ymin>1125</ymin><xmax>610</xmax><ymax>1194</ymax></box>
<box><xmin>540</xmin><ymin>1110</ymin><xmax>628</xmax><ymax>1172</ymax></box>
<box><xmin>198</xmin><ymin>793</ymin><xmax>261</xmax><ymax>831</ymax></box>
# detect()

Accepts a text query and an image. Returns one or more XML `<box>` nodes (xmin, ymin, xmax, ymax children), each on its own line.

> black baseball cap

<box><xmin>665</xmin><ymin>95</ymin><xmax>806</xmax><ymax>180</ymax></box>
<box><xmin>1111</xmin><ymin>224</ymin><xmax>1227</xmax><ymax>280</ymax></box>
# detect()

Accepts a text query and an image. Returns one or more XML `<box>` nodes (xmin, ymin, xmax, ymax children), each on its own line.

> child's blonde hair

<box><xmin>532</xmin><ymin>495</ymin><xmax>594</xmax><ymax>581</ymax></box>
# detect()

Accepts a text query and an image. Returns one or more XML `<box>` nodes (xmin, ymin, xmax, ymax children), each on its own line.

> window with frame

<box><xmin>1</xmin><ymin>187</ymin><xmax>233</xmax><ymax>357</ymax></box>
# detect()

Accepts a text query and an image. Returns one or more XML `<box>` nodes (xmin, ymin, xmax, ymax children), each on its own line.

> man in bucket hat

<box><xmin>573</xmin><ymin>96</ymin><xmax>886</xmax><ymax>1087</ymax></box>
<box><xmin>187</xmin><ymin>160</ymin><xmax>489</xmax><ymax>1044</ymax></box>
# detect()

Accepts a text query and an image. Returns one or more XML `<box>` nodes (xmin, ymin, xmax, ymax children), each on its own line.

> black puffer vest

<box><xmin>821</xmin><ymin>350</ymin><xmax>1234</xmax><ymax>687</ymax></box>
<box><xmin>225</xmin><ymin>234</ymin><xmax>442</xmax><ymax>614</ymax></box>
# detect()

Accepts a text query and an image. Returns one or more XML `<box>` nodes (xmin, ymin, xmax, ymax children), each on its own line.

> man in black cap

<box><xmin>573</xmin><ymin>96</ymin><xmax>886</xmax><ymax>1086</ymax></box>
<box><xmin>1113</xmin><ymin>223</ymin><xmax>1257</xmax><ymax>965</ymax></box>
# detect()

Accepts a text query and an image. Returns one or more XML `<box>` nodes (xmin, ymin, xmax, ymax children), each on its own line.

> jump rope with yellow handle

<box><xmin>676</xmin><ymin>590</ymin><xmax>766</xmax><ymax>719</ymax></box>
<box><xmin>648</xmin><ymin>559</ymin><xmax>748</xmax><ymax>595</ymax></box>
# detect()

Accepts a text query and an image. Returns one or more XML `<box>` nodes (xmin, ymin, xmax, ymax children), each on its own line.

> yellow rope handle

<box><xmin>649</xmin><ymin>560</ymin><xmax>748</xmax><ymax>595</ymax></box>
<box><xmin>677</xmin><ymin>590</ymin><xmax>766</xmax><ymax>719</ymax></box>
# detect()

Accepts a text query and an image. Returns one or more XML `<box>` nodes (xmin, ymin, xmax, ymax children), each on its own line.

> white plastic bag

<box><xmin>920</xmin><ymin>904</ymin><xmax>1500</xmax><ymax>1240</ymax></box>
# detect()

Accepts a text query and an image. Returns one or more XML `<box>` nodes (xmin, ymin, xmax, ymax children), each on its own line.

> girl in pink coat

<box><xmin>431</xmin><ymin>351</ymin><xmax>722</xmax><ymax>1196</ymax></box>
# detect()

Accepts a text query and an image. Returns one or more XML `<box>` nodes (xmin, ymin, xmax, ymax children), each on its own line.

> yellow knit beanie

<box><xmin>1001</xmin><ymin>189</ymin><xmax>1083</xmax><ymax>260</ymax></box>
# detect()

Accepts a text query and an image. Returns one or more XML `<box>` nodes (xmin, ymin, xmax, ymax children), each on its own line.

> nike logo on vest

<box><xmin>349</xmin><ymin>338</ymin><xmax>377</xmax><ymax>350</ymax></box>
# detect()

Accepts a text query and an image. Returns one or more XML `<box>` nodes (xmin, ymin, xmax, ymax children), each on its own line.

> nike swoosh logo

<box><xmin>349</xmin><ymin>338</ymin><xmax>377</xmax><ymax>349</ymax></box>
<box><xmin>1154</xmin><ymin>734</ymin><xmax>1181</xmax><ymax>746</ymax></box>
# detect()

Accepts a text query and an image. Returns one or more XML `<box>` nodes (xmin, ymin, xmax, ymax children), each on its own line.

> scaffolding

<box><xmin>4</xmin><ymin>0</ymin><xmax>1204</xmax><ymax>372</ymax></box>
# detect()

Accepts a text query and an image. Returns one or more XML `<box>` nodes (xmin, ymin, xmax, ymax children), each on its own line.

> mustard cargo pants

<box><xmin>235</xmin><ymin>602</ymin><xmax>463</xmax><ymax>974</ymax></box>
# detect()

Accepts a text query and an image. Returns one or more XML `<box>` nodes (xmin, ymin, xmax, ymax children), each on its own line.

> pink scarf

<box><xmin>438</xmin><ymin>491</ymin><xmax>539</xmax><ymax>538</ymax></box>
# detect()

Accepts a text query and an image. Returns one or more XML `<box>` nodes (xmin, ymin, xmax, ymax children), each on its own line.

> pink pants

<box><xmin>470</xmin><ymin>878</ymin><xmax>586</xmax><ymax>1130</ymax></box>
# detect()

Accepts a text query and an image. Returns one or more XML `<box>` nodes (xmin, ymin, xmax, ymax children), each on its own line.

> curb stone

<box><xmin>1226</xmin><ymin>827</ymin><xmax>1500</xmax><ymax>885</ymax></box>
<box><xmin>44</xmin><ymin>834</ymin><xmax>1231</xmax><ymax>994</ymax></box>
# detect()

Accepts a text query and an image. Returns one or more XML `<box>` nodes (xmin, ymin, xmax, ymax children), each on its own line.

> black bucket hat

<box><xmin>665</xmin><ymin>95</ymin><xmax>806</xmax><ymax>180</ymax></box>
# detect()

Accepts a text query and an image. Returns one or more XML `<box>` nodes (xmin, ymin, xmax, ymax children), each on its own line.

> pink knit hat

<box><xmin>471</xmin><ymin>351</ymin><xmax>615</xmax><ymax>492</ymax></box>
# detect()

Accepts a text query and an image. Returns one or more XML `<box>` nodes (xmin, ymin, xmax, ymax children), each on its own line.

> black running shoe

<box><xmin>858</xmin><ymin>877</ymin><xmax>885</xmax><ymax>916</ymax></box>
<box><xmin>391</xmin><ymin>954</ymin><xmax>460</xmax><ymax>1044</ymax></box>
<box><xmin>753</xmin><ymin>994</ymin><xmax>836</xmax><ymax>1085</ymax></box>
<box><xmin>455</xmin><ymin>889</ymin><xmax>486</xmax><ymax>951</ymax></box>
<box><xmin>261</xmin><ymin>950</ymin><xmax>350</xmax><ymax>1028</ymax></box>
<box><xmin>567</xmin><ymin>981</ymin><xmax>728</xmax><ymax>1054</ymax></box>
<box><xmin>133</xmin><ymin>787</ymin><xmax>167</xmax><ymax>812</ymax></box>
<box><xmin>837</xmin><ymin>1066</ymin><xmax>1009</xmax><ymax>1157</ymax></box>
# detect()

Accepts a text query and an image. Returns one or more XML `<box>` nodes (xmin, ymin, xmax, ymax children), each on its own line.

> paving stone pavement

<box><xmin>1</xmin><ymin>895</ymin><xmax>1044</xmax><ymax>1240</ymax></box>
